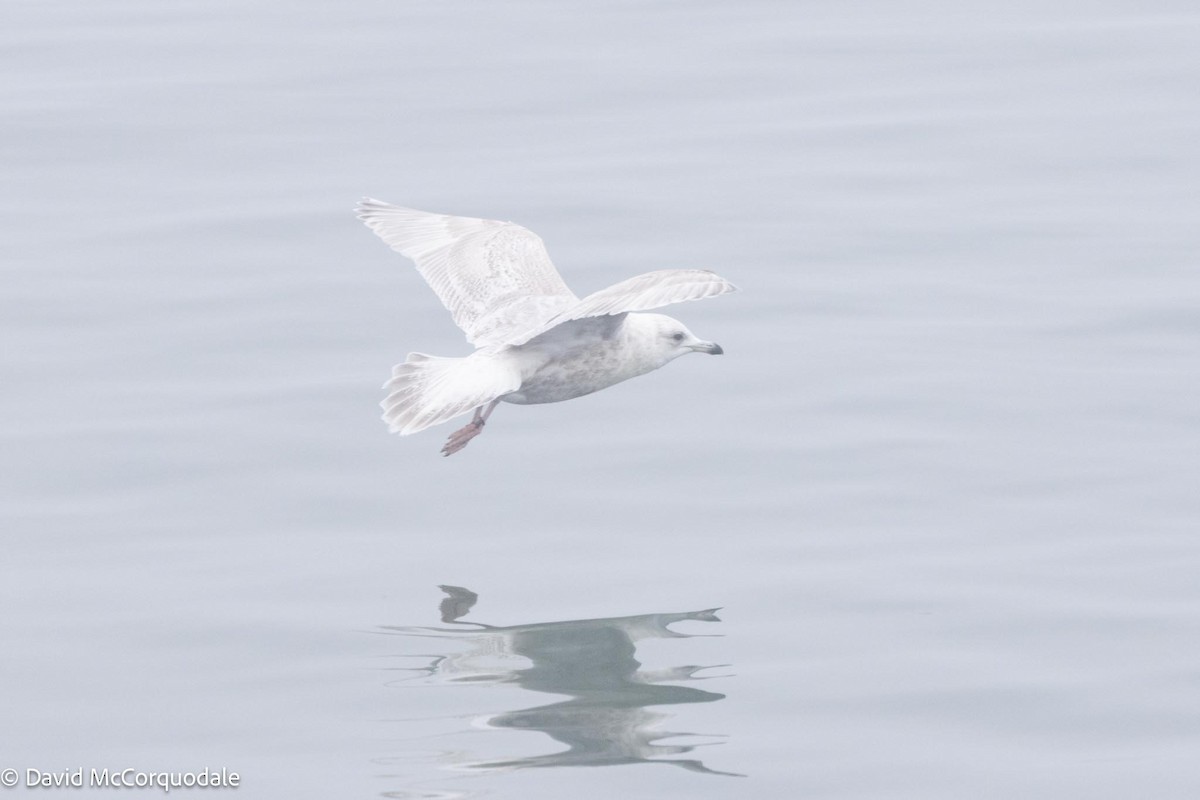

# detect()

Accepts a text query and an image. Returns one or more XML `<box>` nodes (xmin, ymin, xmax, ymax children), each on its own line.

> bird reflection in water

<box><xmin>379</xmin><ymin>585</ymin><xmax>740</xmax><ymax>778</ymax></box>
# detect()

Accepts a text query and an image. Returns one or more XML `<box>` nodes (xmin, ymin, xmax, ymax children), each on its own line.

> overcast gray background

<box><xmin>2</xmin><ymin>1</ymin><xmax>1199</xmax><ymax>797</ymax></box>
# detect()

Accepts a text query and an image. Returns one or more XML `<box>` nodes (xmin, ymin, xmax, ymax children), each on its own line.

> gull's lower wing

<box><xmin>509</xmin><ymin>269</ymin><xmax>738</xmax><ymax>345</ymax></box>
<box><xmin>357</xmin><ymin>198</ymin><xmax>578</xmax><ymax>346</ymax></box>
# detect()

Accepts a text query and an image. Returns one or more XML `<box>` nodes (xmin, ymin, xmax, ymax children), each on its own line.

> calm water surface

<box><xmin>2</xmin><ymin>1</ymin><xmax>1199</xmax><ymax>798</ymax></box>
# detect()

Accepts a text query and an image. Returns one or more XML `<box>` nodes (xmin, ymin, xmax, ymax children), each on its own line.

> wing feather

<box><xmin>357</xmin><ymin>198</ymin><xmax>578</xmax><ymax>346</ymax></box>
<box><xmin>510</xmin><ymin>269</ymin><xmax>738</xmax><ymax>345</ymax></box>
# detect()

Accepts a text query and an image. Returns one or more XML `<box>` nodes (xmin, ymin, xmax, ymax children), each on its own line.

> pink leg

<box><xmin>441</xmin><ymin>399</ymin><xmax>500</xmax><ymax>457</ymax></box>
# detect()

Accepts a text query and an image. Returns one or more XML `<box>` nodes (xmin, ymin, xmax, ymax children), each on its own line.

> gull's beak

<box><xmin>690</xmin><ymin>341</ymin><xmax>724</xmax><ymax>355</ymax></box>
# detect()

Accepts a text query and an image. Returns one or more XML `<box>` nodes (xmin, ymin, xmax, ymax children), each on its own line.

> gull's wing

<box><xmin>510</xmin><ymin>269</ymin><xmax>738</xmax><ymax>345</ymax></box>
<box><xmin>357</xmin><ymin>198</ymin><xmax>578</xmax><ymax>346</ymax></box>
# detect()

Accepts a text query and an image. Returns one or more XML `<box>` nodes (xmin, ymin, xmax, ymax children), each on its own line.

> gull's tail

<box><xmin>381</xmin><ymin>351</ymin><xmax>521</xmax><ymax>435</ymax></box>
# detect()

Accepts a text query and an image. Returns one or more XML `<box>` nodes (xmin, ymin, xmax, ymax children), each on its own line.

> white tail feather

<box><xmin>380</xmin><ymin>350</ymin><xmax>520</xmax><ymax>435</ymax></box>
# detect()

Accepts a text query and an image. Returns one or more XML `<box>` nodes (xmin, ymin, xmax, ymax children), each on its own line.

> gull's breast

<box><xmin>502</xmin><ymin>337</ymin><xmax>655</xmax><ymax>405</ymax></box>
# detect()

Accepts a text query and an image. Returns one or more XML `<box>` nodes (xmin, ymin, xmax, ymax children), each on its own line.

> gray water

<box><xmin>3</xmin><ymin>1</ymin><xmax>1199</xmax><ymax>797</ymax></box>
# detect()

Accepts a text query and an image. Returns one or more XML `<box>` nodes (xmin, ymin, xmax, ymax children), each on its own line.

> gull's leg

<box><xmin>441</xmin><ymin>399</ymin><xmax>500</xmax><ymax>457</ymax></box>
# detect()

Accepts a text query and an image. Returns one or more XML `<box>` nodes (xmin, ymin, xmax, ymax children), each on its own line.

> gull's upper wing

<box><xmin>357</xmin><ymin>198</ymin><xmax>578</xmax><ymax>346</ymax></box>
<box><xmin>510</xmin><ymin>269</ymin><xmax>738</xmax><ymax>345</ymax></box>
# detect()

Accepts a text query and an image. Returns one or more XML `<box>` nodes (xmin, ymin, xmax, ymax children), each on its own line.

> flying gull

<box><xmin>356</xmin><ymin>198</ymin><xmax>738</xmax><ymax>455</ymax></box>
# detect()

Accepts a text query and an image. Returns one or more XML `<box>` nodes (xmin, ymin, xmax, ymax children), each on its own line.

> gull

<box><xmin>356</xmin><ymin>198</ymin><xmax>738</xmax><ymax>455</ymax></box>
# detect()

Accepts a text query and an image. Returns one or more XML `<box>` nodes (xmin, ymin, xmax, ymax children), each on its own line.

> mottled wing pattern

<box><xmin>357</xmin><ymin>198</ymin><xmax>578</xmax><ymax>346</ymax></box>
<box><xmin>509</xmin><ymin>269</ymin><xmax>738</xmax><ymax>345</ymax></box>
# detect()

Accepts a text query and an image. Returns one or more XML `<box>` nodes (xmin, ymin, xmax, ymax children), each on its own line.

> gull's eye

<box><xmin>671</xmin><ymin>332</ymin><xmax>685</xmax><ymax>342</ymax></box>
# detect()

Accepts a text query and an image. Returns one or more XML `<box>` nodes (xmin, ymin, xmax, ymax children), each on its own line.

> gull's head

<box><xmin>641</xmin><ymin>313</ymin><xmax>724</xmax><ymax>364</ymax></box>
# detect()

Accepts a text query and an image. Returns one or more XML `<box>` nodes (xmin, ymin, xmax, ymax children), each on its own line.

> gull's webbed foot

<box><xmin>441</xmin><ymin>420</ymin><xmax>485</xmax><ymax>457</ymax></box>
<box><xmin>440</xmin><ymin>399</ymin><xmax>500</xmax><ymax>457</ymax></box>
